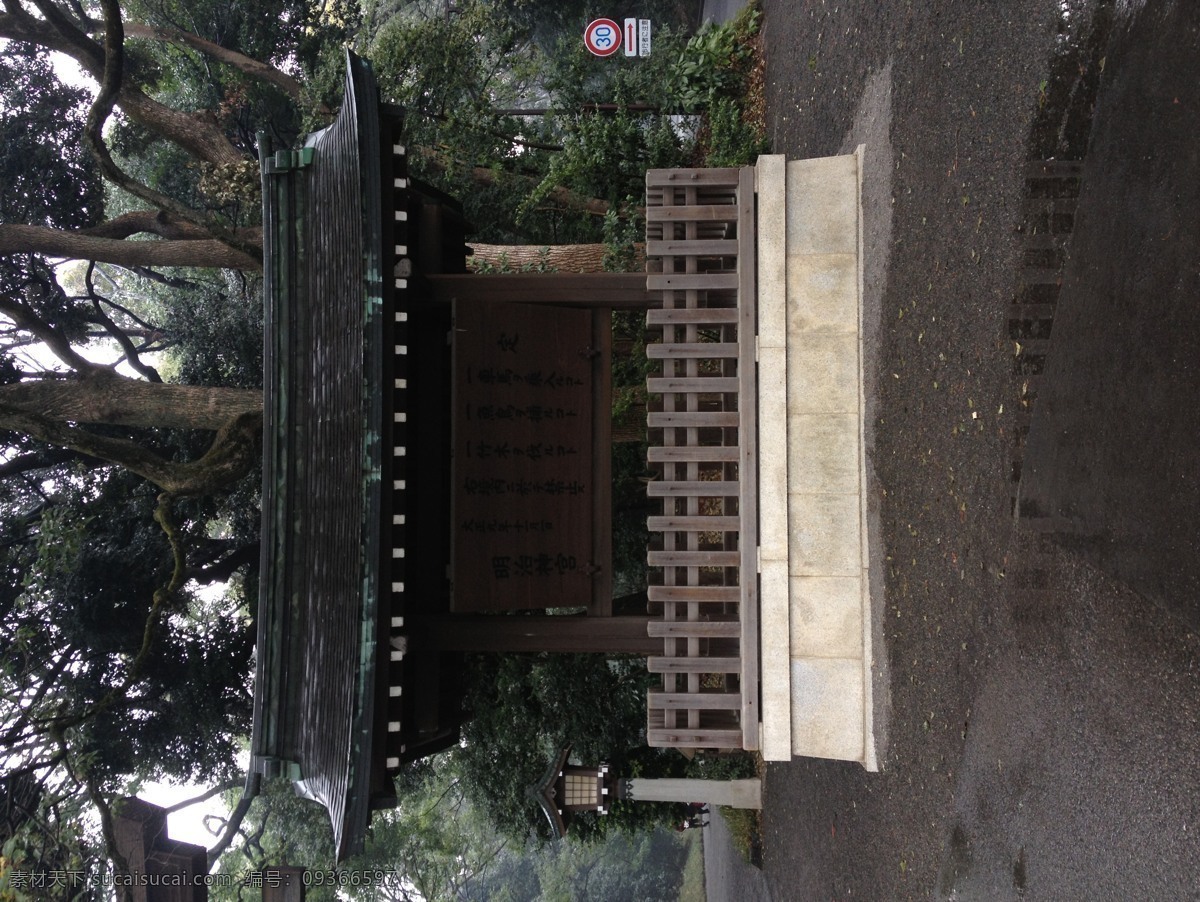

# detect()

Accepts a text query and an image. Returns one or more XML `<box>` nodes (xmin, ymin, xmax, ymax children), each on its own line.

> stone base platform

<box><xmin>756</xmin><ymin>150</ymin><xmax>877</xmax><ymax>769</ymax></box>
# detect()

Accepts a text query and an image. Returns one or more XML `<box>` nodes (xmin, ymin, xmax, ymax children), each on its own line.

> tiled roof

<box><xmin>253</xmin><ymin>51</ymin><xmax>387</xmax><ymax>861</ymax></box>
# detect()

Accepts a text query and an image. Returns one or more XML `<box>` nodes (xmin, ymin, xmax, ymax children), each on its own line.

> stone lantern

<box><xmin>527</xmin><ymin>747</ymin><xmax>617</xmax><ymax>839</ymax></box>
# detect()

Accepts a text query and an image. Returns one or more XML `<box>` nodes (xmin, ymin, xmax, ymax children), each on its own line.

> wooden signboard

<box><xmin>451</xmin><ymin>300</ymin><xmax>598</xmax><ymax>612</ymax></box>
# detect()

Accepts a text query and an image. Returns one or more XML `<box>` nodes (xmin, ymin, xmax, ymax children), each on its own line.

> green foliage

<box><xmin>684</xmin><ymin>748</ymin><xmax>758</xmax><ymax>781</ymax></box>
<box><xmin>0</xmin><ymin>786</ymin><xmax>104</xmax><ymax>902</ymax></box>
<box><xmin>670</xmin><ymin>22</ymin><xmax>748</xmax><ymax>112</ymax></box>
<box><xmin>7</xmin><ymin>468</ymin><xmax>254</xmax><ymax>786</ymax></box>
<box><xmin>0</xmin><ymin>46</ymin><xmax>103</xmax><ymax>231</ymax></box>
<box><xmin>509</xmin><ymin>827</ymin><xmax>689</xmax><ymax>902</ymax></box>
<box><xmin>158</xmin><ymin>270</ymin><xmax>265</xmax><ymax>389</ymax></box>
<box><xmin>455</xmin><ymin>651</ymin><xmax>683</xmax><ymax>841</ymax></box>
<box><xmin>342</xmin><ymin>755</ymin><xmax>512</xmax><ymax>902</ymax></box>
<box><xmin>1</xmin><ymin>0</ymin><xmax>773</xmax><ymax>882</ymax></box>
<box><xmin>703</xmin><ymin>96</ymin><xmax>770</xmax><ymax>168</ymax></box>
<box><xmin>669</xmin><ymin>5</ymin><xmax>766</xmax><ymax>167</ymax></box>
<box><xmin>208</xmin><ymin>779</ymin><xmax>339</xmax><ymax>902</ymax></box>
<box><xmin>0</xmin><ymin>45</ymin><xmax>104</xmax><ymax>305</ymax></box>
<box><xmin>124</xmin><ymin>0</ymin><xmax>354</xmax><ymax>149</ymax></box>
<box><xmin>720</xmin><ymin>806</ymin><xmax>762</xmax><ymax>864</ymax></box>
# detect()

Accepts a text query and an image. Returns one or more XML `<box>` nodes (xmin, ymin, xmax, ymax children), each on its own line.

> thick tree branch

<box><xmin>0</xmin><ymin>3</ymin><xmax>245</xmax><ymax>167</ymax></box>
<box><xmin>82</xmin><ymin>0</ymin><xmax>263</xmax><ymax>264</ymax></box>
<box><xmin>0</xmin><ymin>403</ymin><xmax>262</xmax><ymax>496</ymax></box>
<box><xmin>0</xmin><ymin>645</ymin><xmax>78</xmax><ymax>748</ymax></box>
<box><xmin>0</xmin><ymin>370</ymin><xmax>261</xmax><ymax>431</ymax></box>
<box><xmin>190</xmin><ymin>542</ymin><xmax>259</xmax><ymax>584</ymax></box>
<box><xmin>0</xmin><ymin>447</ymin><xmax>91</xmax><ymax>478</ymax></box>
<box><xmin>81</xmin><ymin>211</ymin><xmax>261</xmax><ymax>246</ymax></box>
<box><xmin>84</xmin><ymin>262</ymin><xmax>162</xmax><ymax>382</ymax></box>
<box><xmin>120</xmin><ymin>22</ymin><xmax>313</xmax><ymax>108</ymax></box>
<box><xmin>205</xmin><ymin>790</ymin><xmax>256</xmax><ymax>867</ymax></box>
<box><xmin>0</xmin><ymin>223</ymin><xmax>261</xmax><ymax>270</ymax></box>
<box><xmin>160</xmin><ymin>778</ymin><xmax>241</xmax><ymax>816</ymax></box>
<box><xmin>0</xmin><ymin>295</ymin><xmax>100</xmax><ymax>373</ymax></box>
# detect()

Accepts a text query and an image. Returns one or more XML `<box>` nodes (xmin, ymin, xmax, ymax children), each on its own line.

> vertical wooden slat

<box><xmin>736</xmin><ymin>166</ymin><xmax>760</xmax><ymax>751</ymax></box>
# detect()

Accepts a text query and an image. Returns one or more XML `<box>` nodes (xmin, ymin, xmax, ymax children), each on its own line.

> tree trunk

<box><xmin>468</xmin><ymin>243</ymin><xmax>644</xmax><ymax>273</ymax></box>
<box><xmin>0</xmin><ymin>371</ymin><xmax>260</xmax><ymax>432</ymax></box>
<box><xmin>0</xmin><ymin>224</ymin><xmax>260</xmax><ymax>270</ymax></box>
<box><xmin>0</xmin><ymin>372</ymin><xmax>263</xmax><ymax>495</ymax></box>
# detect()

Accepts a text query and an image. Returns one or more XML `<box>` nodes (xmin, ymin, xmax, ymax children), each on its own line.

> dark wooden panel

<box><xmin>451</xmin><ymin>300</ymin><xmax>595</xmax><ymax>612</ymax></box>
<box><xmin>589</xmin><ymin>307</ymin><xmax>614</xmax><ymax>616</ymax></box>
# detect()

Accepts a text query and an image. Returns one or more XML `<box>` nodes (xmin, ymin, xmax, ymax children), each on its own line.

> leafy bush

<box><xmin>702</xmin><ymin>96</ymin><xmax>769</xmax><ymax>167</ymax></box>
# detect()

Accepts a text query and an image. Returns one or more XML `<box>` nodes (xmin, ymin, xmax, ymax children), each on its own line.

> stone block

<box><xmin>786</xmin><ymin>253</ymin><xmax>859</xmax><ymax>333</ymax></box>
<box><xmin>788</xmin><ymin>413</ymin><xmax>860</xmax><ymax>494</ymax></box>
<box><xmin>789</xmin><ymin>575</ymin><xmax>863</xmax><ymax>658</ymax></box>
<box><xmin>756</xmin><ymin>155</ymin><xmax>788</xmax><ymax>350</ymax></box>
<box><xmin>758</xmin><ymin>559</ymin><xmax>793</xmax><ymax>760</ymax></box>
<box><xmin>788</xmin><ymin>492</ymin><xmax>862</xmax><ymax>576</ymax></box>
<box><xmin>790</xmin><ymin>657</ymin><xmax>865</xmax><ymax>761</ymax></box>
<box><xmin>786</xmin><ymin>156</ymin><xmax>859</xmax><ymax>256</ymax></box>
<box><xmin>787</xmin><ymin>331</ymin><xmax>859</xmax><ymax>415</ymax></box>
<box><xmin>757</xmin><ymin>345</ymin><xmax>789</xmax><ymax>563</ymax></box>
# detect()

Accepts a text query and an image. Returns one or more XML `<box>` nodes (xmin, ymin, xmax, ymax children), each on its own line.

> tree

<box><xmin>204</xmin><ymin>779</ymin><xmax>339</xmax><ymax>902</ymax></box>
<box><xmin>0</xmin><ymin>2</ymin><xmax>295</xmax><ymax>889</ymax></box>
<box><xmin>453</xmin><ymin>652</ymin><xmax>688</xmax><ymax>842</ymax></box>
<box><xmin>342</xmin><ymin>757</ymin><xmax>513</xmax><ymax>902</ymax></box>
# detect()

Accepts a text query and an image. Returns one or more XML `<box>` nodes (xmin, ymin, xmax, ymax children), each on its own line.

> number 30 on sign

<box><xmin>583</xmin><ymin>18</ymin><xmax>621</xmax><ymax>57</ymax></box>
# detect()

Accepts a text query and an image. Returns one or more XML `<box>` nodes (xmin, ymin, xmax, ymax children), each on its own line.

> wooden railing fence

<box><xmin>643</xmin><ymin>167</ymin><xmax>759</xmax><ymax>751</ymax></box>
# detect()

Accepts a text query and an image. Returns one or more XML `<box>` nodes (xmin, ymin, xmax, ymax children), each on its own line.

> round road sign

<box><xmin>583</xmin><ymin>18</ymin><xmax>622</xmax><ymax>57</ymax></box>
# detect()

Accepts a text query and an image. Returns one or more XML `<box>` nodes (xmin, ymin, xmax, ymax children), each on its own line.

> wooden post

<box><xmin>429</xmin><ymin>614</ymin><xmax>658</xmax><ymax>654</ymax></box>
<box><xmin>261</xmin><ymin>867</ymin><xmax>306</xmax><ymax>902</ymax></box>
<box><xmin>617</xmin><ymin>777</ymin><xmax>762</xmax><ymax>809</ymax></box>
<box><xmin>427</xmin><ymin>272</ymin><xmax>658</xmax><ymax>308</ymax></box>
<box><xmin>112</xmin><ymin>798</ymin><xmax>208</xmax><ymax>902</ymax></box>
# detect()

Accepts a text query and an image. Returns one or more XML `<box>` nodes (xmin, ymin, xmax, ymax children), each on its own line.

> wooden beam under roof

<box><xmin>426</xmin><ymin>272</ymin><xmax>657</xmax><ymax>308</ymax></box>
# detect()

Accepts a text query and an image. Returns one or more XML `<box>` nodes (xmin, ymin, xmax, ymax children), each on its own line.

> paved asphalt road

<box><xmin>711</xmin><ymin>1</ymin><xmax>1200</xmax><ymax>900</ymax></box>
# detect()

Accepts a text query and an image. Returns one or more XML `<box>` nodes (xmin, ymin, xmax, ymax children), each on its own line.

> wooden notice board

<box><xmin>451</xmin><ymin>300</ymin><xmax>597</xmax><ymax>612</ymax></box>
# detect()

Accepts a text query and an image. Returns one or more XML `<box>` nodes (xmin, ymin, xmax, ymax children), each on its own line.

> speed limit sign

<box><xmin>583</xmin><ymin>18</ymin><xmax>622</xmax><ymax>57</ymax></box>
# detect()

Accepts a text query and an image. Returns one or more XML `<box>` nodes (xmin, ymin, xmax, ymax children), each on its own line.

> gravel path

<box><xmin>701</xmin><ymin>809</ymin><xmax>773</xmax><ymax>902</ymax></box>
<box><xmin>747</xmin><ymin>1</ymin><xmax>1200</xmax><ymax>899</ymax></box>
